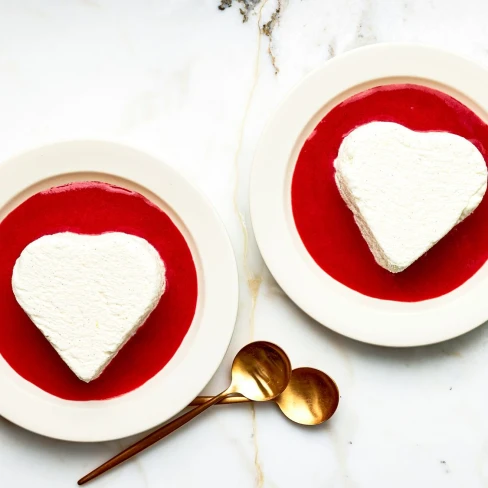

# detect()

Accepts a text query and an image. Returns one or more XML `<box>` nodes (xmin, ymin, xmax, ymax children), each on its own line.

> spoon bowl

<box><xmin>275</xmin><ymin>367</ymin><xmax>339</xmax><ymax>425</ymax></box>
<box><xmin>230</xmin><ymin>341</ymin><xmax>292</xmax><ymax>401</ymax></box>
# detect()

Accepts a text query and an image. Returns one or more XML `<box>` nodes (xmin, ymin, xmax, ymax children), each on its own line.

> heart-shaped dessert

<box><xmin>12</xmin><ymin>232</ymin><xmax>166</xmax><ymax>382</ymax></box>
<box><xmin>334</xmin><ymin>122</ymin><xmax>488</xmax><ymax>273</ymax></box>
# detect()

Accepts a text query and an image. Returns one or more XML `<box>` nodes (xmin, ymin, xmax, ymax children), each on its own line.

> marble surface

<box><xmin>2</xmin><ymin>1</ymin><xmax>488</xmax><ymax>487</ymax></box>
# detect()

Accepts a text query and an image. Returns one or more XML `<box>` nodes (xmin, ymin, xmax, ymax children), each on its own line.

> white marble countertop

<box><xmin>2</xmin><ymin>1</ymin><xmax>488</xmax><ymax>487</ymax></box>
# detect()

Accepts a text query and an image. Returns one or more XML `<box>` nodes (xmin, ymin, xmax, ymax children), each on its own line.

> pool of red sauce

<box><xmin>0</xmin><ymin>181</ymin><xmax>198</xmax><ymax>401</ymax></box>
<box><xmin>292</xmin><ymin>84</ymin><xmax>488</xmax><ymax>302</ymax></box>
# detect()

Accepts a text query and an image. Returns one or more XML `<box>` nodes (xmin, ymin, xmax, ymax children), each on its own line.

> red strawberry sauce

<box><xmin>0</xmin><ymin>181</ymin><xmax>198</xmax><ymax>400</ymax></box>
<box><xmin>291</xmin><ymin>84</ymin><xmax>488</xmax><ymax>302</ymax></box>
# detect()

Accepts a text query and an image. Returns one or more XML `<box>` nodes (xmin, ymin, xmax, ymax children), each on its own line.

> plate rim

<box><xmin>0</xmin><ymin>140</ymin><xmax>238</xmax><ymax>441</ymax></box>
<box><xmin>250</xmin><ymin>43</ymin><xmax>488</xmax><ymax>347</ymax></box>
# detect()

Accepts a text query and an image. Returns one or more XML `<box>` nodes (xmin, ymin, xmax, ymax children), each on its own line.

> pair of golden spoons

<box><xmin>79</xmin><ymin>341</ymin><xmax>339</xmax><ymax>485</ymax></box>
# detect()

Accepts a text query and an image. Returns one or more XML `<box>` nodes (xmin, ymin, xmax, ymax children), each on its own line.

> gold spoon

<box><xmin>190</xmin><ymin>367</ymin><xmax>339</xmax><ymax>425</ymax></box>
<box><xmin>78</xmin><ymin>341</ymin><xmax>292</xmax><ymax>485</ymax></box>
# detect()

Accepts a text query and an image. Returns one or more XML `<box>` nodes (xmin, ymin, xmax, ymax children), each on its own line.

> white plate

<box><xmin>250</xmin><ymin>43</ymin><xmax>488</xmax><ymax>347</ymax></box>
<box><xmin>0</xmin><ymin>141</ymin><xmax>238</xmax><ymax>441</ymax></box>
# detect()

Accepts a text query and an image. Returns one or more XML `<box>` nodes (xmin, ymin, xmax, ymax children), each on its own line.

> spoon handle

<box><xmin>190</xmin><ymin>395</ymin><xmax>249</xmax><ymax>405</ymax></box>
<box><xmin>78</xmin><ymin>390</ymin><xmax>230</xmax><ymax>485</ymax></box>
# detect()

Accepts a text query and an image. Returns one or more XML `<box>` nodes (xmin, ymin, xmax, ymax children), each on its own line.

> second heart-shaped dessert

<box><xmin>12</xmin><ymin>232</ymin><xmax>166</xmax><ymax>382</ymax></box>
<box><xmin>334</xmin><ymin>122</ymin><xmax>488</xmax><ymax>272</ymax></box>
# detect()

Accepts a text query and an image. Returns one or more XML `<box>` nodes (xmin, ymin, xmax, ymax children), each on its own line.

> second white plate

<box><xmin>0</xmin><ymin>141</ymin><xmax>238</xmax><ymax>441</ymax></box>
<box><xmin>251</xmin><ymin>43</ymin><xmax>488</xmax><ymax>347</ymax></box>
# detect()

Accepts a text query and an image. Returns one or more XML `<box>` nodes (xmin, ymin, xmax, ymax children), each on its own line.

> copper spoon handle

<box><xmin>78</xmin><ymin>390</ymin><xmax>230</xmax><ymax>485</ymax></box>
<box><xmin>190</xmin><ymin>395</ymin><xmax>250</xmax><ymax>405</ymax></box>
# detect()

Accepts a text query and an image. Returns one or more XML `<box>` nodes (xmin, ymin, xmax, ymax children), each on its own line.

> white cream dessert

<box><xmin>334</xmin><ymin>122</ymin><xmax>487</xmax><ymax>273</ymax></box>
<box><xmin>12</xmin><ymin>232</ymin><xmax>166</xmax><ymax>382</ymax></box>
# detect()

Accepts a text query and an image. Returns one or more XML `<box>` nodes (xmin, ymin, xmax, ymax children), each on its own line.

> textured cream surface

<box><xmin>12</xmin><ymin>232</ymin><xmax>166</xmax><ymax>382</ymax></box>
<box><xmin>334</xmin><ymin>122</ymin><xmax>488</xmax><ymax>272</ymax></box>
